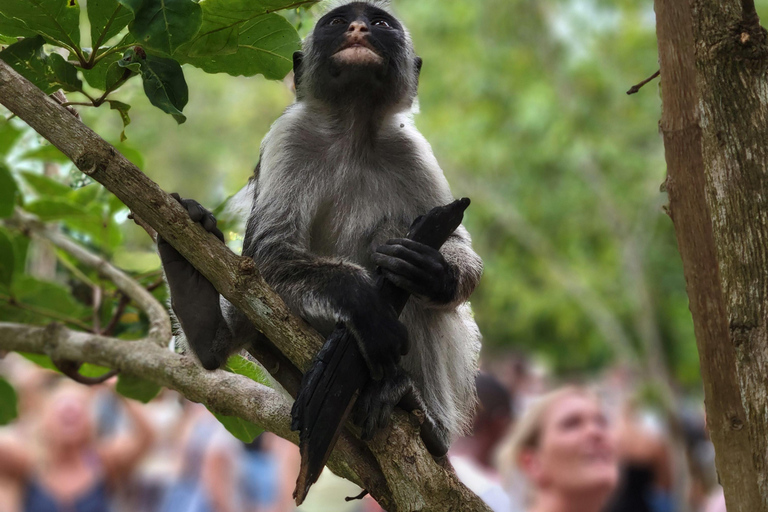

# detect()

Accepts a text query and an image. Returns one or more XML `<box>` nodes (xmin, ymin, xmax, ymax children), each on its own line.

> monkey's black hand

<box><xmin>372</xmin><ymin>238</ymin><xmax>458</xmax><ymax>305</ymax></box>
<box><xmin>158</xmin><ymin>194</ymin><xmax>228</xmax><ymax>370</ymax></box>
<box><xmin>342</xmin><ymin>286</ymin><xmax>409</xmax><ymax>381</ymax></box>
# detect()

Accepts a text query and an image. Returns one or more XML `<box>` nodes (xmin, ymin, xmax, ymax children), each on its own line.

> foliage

<box><xmin>0</xmin><ymin>0</ymin><xmax>313</xmax><ymax>135</ymax></box>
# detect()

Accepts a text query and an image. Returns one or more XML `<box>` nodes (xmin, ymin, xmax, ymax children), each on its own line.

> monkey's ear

<box><xmin>293</xmin><ymin>51</ymin><xmax>304</xmax><ymax>92</ymax></box>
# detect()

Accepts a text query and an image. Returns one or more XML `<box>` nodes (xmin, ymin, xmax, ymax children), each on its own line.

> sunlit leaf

<box><xmin>224</xmin><ymin>354</ymin><xmax>270</xmax><ymax>386</ymax></box>
<box><xmin>18</xmin><ymin>352</ymin><xmax>59</xmax><ymax>371</ymax></box>
<box><xmin>108</xmin><ymin>100</ymin><xmax>131</xmax><ymax>141</ymax></box>
<box><xmin>25</xmin><ymin>198</ymin><xmax>86</xmax><ymax>220</ymax></box>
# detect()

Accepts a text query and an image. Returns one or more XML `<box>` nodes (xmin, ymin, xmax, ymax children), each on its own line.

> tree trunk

<box><xmin>655</xmin><ymin>1</ymin><xmax>768</xmax><ymax>510</ymax></box>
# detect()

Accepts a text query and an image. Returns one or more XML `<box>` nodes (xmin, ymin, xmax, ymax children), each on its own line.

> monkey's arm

<box><xmin>246</xmin><ymin>218</ymin><xmax>408</xmax><ymax>381</ymax></box>
<box><xmin>372</xmin><ymin>224</ymin><xmax>482</xmax><ymax>309</ymax></box>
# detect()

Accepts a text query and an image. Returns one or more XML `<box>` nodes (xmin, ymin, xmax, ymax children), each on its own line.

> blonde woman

<box><xmin>498</xmin><ymin>386</ymin><xmax>618</xmax><ymax>512</ymax></box>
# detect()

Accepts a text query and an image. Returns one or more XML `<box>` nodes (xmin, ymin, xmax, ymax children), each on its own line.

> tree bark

<box><xmin>655</xmin><ymin>1</ymin><xmax>768</xmax><ymax>510</ymax></box>
<box><xmin>0</xmin><ymin>60</ymin><xmax>491</xmax><ymax>511</ymax></box>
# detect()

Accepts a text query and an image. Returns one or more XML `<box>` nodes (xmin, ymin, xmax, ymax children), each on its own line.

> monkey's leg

<box><xmin>158</xmin><ymin>194</ymin><xmax>232</xmax><ymax>370</ymax></box>
<box><xmin>352</xmin><ymin>369</ymin><xmax>450</xmax><ymax>457</ymax></box>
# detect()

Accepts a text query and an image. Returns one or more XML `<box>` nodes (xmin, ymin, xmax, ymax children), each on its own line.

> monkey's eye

<box><xmin>328</xmin><ymin>17</ymin><xmax>346</xmax><ymax>26</ymax></box>
<box><xmin>371</xmin><ymin>19</ymin><xmax>392</xmax><ymax>28</ymax></box>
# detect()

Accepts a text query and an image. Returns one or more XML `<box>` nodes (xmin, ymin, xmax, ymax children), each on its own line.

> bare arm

<box><xmin>98</xmin><ymin>396</ymin><xmax>155</xmax><ymax>484</ymax></box>
<box><xmin>202</xmin><ymin>445</ymin><xmax>236</xmax><ymax>512</ymax></box>
<box><xmin>0</xmin><ymin>439</ymin><xmax>32</xmax><ymax>482</ymax></box>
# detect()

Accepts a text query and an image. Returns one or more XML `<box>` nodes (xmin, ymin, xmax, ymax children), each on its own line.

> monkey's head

<box><xmin>295</xmin><ymin>1</ymin><xmax>422</xmax><ymax>111</ymax></box>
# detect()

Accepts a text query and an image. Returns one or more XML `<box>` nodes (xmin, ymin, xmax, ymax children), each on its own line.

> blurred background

<box><xmin>3</xmin><ymin>0</ymin><xmax>763</xmax><ymax>510</ymax></box>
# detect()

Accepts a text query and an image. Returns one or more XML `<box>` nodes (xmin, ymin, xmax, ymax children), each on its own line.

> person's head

<box><xmin>474</xmin><ymin>373</ymin><xmax>513</xmax><ymax>444</ymax></box>
<box><xmin>499</xmin><ymin>386</ymin><xmax>618</xmax><ymax>509</ymax></box>
<box><xmin>40</xmin><ymin>382</ymin><xmax>94</xmax><ymax>451</ymax></box>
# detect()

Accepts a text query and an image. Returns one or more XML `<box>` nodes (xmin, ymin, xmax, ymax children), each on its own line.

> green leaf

<box><xmin>0</xmin><ymin>36</ymin><xmax>58</xmax><ymax>94</ymax></box>
<box><xmin>25</xmin><ymin>198</ymin><xmax>86</xmax><ymax>220</ymax></box>
<box><xmin>0</xmin><ymin>0</ymin><xmax>81</xmax><ymax>53</ymax></box>
<box><xmin>21</xmin><ymin>171</ymin><xmax>72</xmax><ymax>196</ymax></box>
<box><xmin>81</xmin><ymin>49</ymin><xmax>121</xmax><ymax>89</ymax></box>
<box><xmin>0</xmin><ymin>119</ymin><xmax>22</xmax><ymax>157</ymax></box>
<box><xmin>119</xmin><ymin>0</ymin><xmax>201</xmax><ymax>56</ymax></box>
<box><xmin>18</xmin><ymin>352</ymin><xmax>59</xmax><ymax>371</ymax></box>
<box><xmin>79</xmin><ymin>363</ymin><xmax>113</xmax><ymax>378</ymax></box>
<box><xmin>66</xmin><ymin>203</ymin><xmax>123</xmax><ymax>251</ymax></box>
<box><xmin>112</xmin><ymin>142</ymin><xmax>143</xmax><ymax>168</ymax></box>
<box><xmin>210</xmin><ymin>410</ymin><xmax>263</xmax><ymax>443</ymax></box>
<box><xmin>116</xmin><ymin>373</ymin><xmax>161</xmax><ymax>403</ymax></box>
<box><xmin>9</xmin><ymin>275</ymin><xmax>89</xmax><ymax>319</ymax></box>
<box><xmin>0</xmin><ymin>164</ymin><xmax>19</xmax><ymax>218</ymax></box>
<box><xmin>0</xmin><ymin>12</ymin><xmax>36</xmax><ymax>39</ymax></box>
<box><xmin>224</xmin><ymin>354</ymin><xmax>270</xmax><ymax>386</ymax></box>
<box><xmin>177</xmin><ymin>13</ymin><xmax>298</xmax><ymax>79</ymax></box>
<box><xmin>46</xmin><ymin>52</ymin><xmax>82</xmax><ymax>91</ymax></box>
<box><xmin>68</xmin><ymin>183</ymin><xmax>101</xmax><ymax>206</ymax></box>
<box><xmin>87</xmin><ymin>0</ymin><xmax>132</xmax><ymax>48</ymax></box>
<box><xmin>0</xmin><ymin>376</ymin><xmax>18</xmax><ymax>426</ymax></box>
<box><xmin>0</xmin><ymin>227</ymin><xmax>15</xmax><ymax>287</ymax></box>
<box><xmin>20</xmin><ymin>145</ymin><xmax>71</xmax><ymax>165</ymax></box>
<box><xmin>137</xmin><ymin>52</ymin><xmax>188</xmax><ymax>123</ymax></box>
<box><xmin>108</xmin><ymin>100</ymin><xmax>131</xmax><ymax>141</ymax></box>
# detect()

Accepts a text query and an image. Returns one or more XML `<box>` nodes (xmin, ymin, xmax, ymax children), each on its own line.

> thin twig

<box><xmin>627</xmin><ymin>70</ymin><xmax>660</xmax><ymax>95</ymax></box>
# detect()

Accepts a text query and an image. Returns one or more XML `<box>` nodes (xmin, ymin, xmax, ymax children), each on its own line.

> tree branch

<box><xmin>9</xmin><ymin>209</ymin><xmax>172</xmax><ymax>345</ymax></box>
<box><xmin>0</xmin><ymin>60</ymin><xmax>490</xmax><ymax>511</ymax></box>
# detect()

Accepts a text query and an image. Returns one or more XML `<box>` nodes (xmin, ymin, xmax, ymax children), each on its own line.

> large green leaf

<box><xmin>0</xmin><ymin>227</ymin><xmax>15</xmax><ymax>287</ymax></box>
<box><xmin>20</xmin><ymin>146</ymin><xmax>71</xmax><ymax>165</ymax></box>
<box><xmin>185</xmin><ymin>0</ymin><xmax>308</xmax><ymax>58</ymax></box>
<box><xmin>119</xmin><ymin>0</ymin><xmax>201</xmax><ymax>56</ymax></box>
<box><xmin>0</xmin><ymin>376</ymin><xmax>18</xmax><ymax>426</ymax></box>
<box><xmin>178</xmin><ymin>12</ymin><xmax>297</xmax><ymax>79</ymax></box>
<box><xmin>0</xmin><ymin>0</ymin><xmax>80</xmax><ymax>51</ymax></box>
<box><xmin>87</xmin><ymin>0</ymin><xmax>132</xmax><ymax>48</ymax></box>
<box><xmin>0</xmin><ymin>36</ymin><xmax>82</xmax><ymax>93</ymax></box>
<box><xmin>116</xmin><ymin>373</ymin><xmax>161</xmax><ymax>403</ymax></box>
<box><xmin>210</xmin><ymin>411</ymin><xmax>263</xmax><ymax>443</ymax></box>
<box><xmin>0</xmin><ymin>12</ymin><xmax>36</xmax><ymax>38</ymax></box>
<box><xmin>120</xmin><ymin>49</ymin><xmax>188</xmax><ymax>123</ymax></box>
<box><xmin>0</xmin><ymin>164</ymin><xmax>18</xmax><ymax>218</ymax></box>
<box><xmin>0</xmin><ymin>36</ymin><xmax>58</xmax><ymax>94</ymax></box>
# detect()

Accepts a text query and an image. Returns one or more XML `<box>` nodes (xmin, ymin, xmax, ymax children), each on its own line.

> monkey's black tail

<box><xmin>290</xmin><ymin>197</ymin><xmax>471</xmax><ymax>505</ymax></box>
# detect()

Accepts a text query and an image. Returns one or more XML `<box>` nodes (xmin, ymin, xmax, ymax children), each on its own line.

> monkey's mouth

<box><xmin>333</xmin><ymin>38</ymin><xmax>383</xmax><ymax>65</ymax></box>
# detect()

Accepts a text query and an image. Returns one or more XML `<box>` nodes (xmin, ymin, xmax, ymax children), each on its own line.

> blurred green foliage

<box><xmin>7</xmin><ymin>0</ymin><xmax>766</xmax><ymax>395</ymax></box>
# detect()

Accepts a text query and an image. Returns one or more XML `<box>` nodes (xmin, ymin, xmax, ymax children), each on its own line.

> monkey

<box><xmin>158</xmin><ymin>0</ymin><xmax>483</xmax><ymax>456</ymax></box>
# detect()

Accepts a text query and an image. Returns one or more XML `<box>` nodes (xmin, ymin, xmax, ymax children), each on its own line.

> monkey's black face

<box><xmin>299</xmin><ymin>2</ymin><xmax>416</xmax><ymax>106</ymax></box>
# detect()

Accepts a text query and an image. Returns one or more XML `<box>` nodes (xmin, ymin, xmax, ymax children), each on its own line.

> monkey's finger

<box><xmin>380</xmin><ymin>269</ymin><xmax>428</xmax><ymax>298</ymax></box>
<box><xmin>375</xmin><ymin>243</ymin><xmax>430</xmax><ymax>270</ymax></box>
<box><xmin>202</xmin><ymin>212</ymin><xmax>226</xmax><ymax>242</ymax></box>
<box><xmin>183</xmin><ymin>200</ymin><xmax>208</xmax><ymax>223</ymax></box>
<box><xmin>170</xmin><ymin>192</ymin><xmax>183</xmax><ymax>204</ymax></box>
<box><xmin>371</xmin><ymin>252</ymin><xmax>424</xmax><ymax>281</ymax></box>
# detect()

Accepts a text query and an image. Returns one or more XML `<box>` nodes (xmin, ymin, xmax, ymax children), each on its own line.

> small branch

<box><xmin>11</xmin><ymin>210</ymin><xmax>172</xmax><ymax>345</ymax></box>
<box><xmin>742</xmin><ymin>0</ymin><xmax>760</xmax><ymax>27</ymax></box>
<box><xmin>627</xmin><ymin>69</ymin><xmax>661</xmax><ymax>95</ymax></box>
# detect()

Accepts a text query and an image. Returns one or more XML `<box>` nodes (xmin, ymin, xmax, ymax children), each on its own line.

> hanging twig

<box><xmin>627</xmin><ymin>70</ymin><xmax>660</xmax><ymax>95</ymax></box>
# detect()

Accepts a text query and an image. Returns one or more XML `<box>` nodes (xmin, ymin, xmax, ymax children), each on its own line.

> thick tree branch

<box><xmin>0</xmin><ymin>60</ymin><xmax>490</xmax><ymax>511</ymax></box>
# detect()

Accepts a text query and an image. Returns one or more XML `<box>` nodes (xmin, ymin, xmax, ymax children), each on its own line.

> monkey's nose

<box><xmin>347</xmin><ymin>20</ymin><xmax>369</xmax><ymax>33</ymax></box>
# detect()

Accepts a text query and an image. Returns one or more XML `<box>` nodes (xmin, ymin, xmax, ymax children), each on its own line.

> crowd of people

<box><xmin>0</xmin><ymin>353</ymin><xmax>725</xmax><ymax>512</ymax></box>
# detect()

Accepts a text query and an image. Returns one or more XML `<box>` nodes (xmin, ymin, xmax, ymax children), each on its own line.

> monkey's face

<box><xmin>298</xmin><ymin>2</ymin><xmax>418</xmax><ymax>107</ymax></box>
